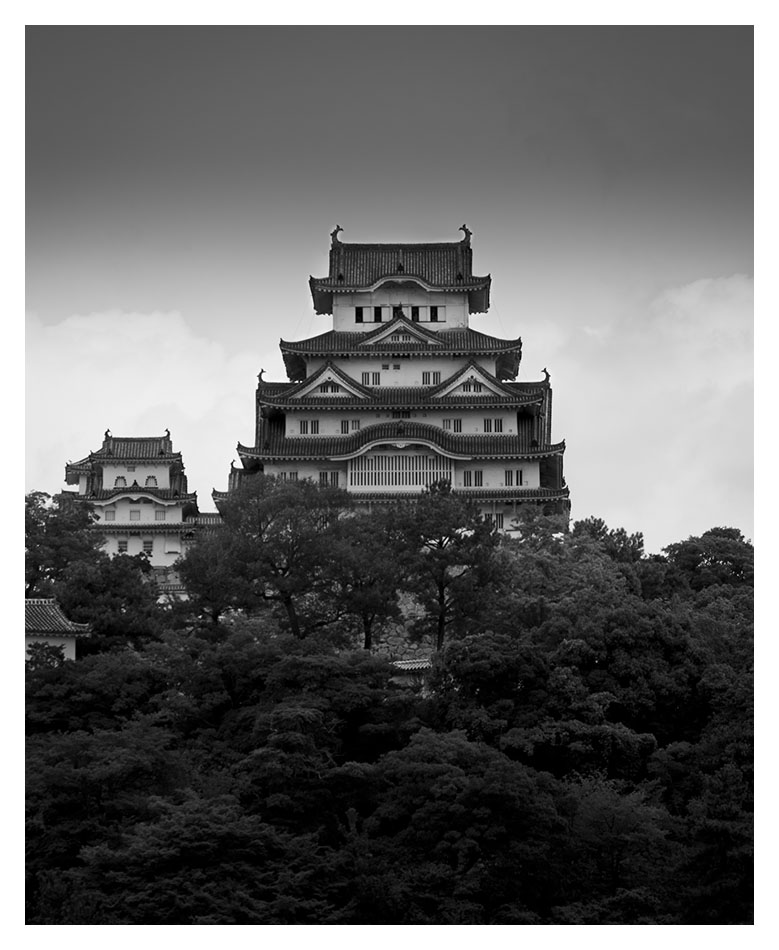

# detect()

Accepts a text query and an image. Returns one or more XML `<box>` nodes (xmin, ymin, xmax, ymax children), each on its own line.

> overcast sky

<box><xmin>25</xmin><ymin>25</ymin><xmax>753</xmax><ymax>554</ymax></box>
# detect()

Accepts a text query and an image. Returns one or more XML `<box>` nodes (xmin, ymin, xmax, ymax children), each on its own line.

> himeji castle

<box><xmin>218</xmin><ymin>226</ymin><xmax>570</xmax><ymax>527</ymax></box>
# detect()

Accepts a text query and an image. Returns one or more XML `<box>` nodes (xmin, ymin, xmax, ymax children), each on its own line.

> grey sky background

<box><xmin>25</xmin><ymin>25</ymin><xmax>753</xmax><ymax>554</ymax></box>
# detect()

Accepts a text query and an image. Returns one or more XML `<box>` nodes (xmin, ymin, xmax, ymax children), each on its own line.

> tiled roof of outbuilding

<box><xmin>66</xmin><ymin>431</ymin><xmax>184</xmax><ymax>482</ymax></box>
<box><xmin>25</xmin><ymin>599</ymin><xmax>91</xmax><ymax>637</ymax></box>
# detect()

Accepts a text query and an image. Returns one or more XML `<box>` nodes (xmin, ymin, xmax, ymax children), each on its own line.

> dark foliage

<box><xmin>25</xmin><ymin>493</ymin><xmax>753</xmax><ymax>924</ymax></box>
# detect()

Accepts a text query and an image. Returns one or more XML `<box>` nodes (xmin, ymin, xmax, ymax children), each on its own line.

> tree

<box><xmin>25</xmin><ymin>491</ymin><xmax>104</xmax><ymax>596</ymax></box>
<box><xmin>53</xmin><ymin>552</ymin><xmax>165</xmax><ymax>652</ymax></box>
<box><xmin>663</xmin><ymin>527</ymin><xmax>753</xmax><ymax>591</ymax></box>
<box><xmin>320</xmin><ymin>510</ymin><xmax>405</xmax><ymax>649</ymax></box>
<box><xmin>190</xmin><ymin>475</ymin><xmax>353</xmax><ymax>638</ymax></box>
<box><xmin>396</xmin><ymin>481</ymin><xmax>500</xmax><ymax>650</ymax></box>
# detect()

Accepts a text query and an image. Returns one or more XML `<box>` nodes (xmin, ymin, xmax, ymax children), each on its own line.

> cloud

<box><xmin>555</xmin><ymin>274</ymin><xmax>753</xmax><ymax>552</ymax></box>
<box><xmin>26</xmin><ymin>310</ymin><xmax>270</xmax><ymax>507</ymax></box>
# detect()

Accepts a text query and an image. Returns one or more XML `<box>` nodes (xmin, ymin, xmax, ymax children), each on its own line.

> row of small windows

<box><xmin>461</xmin><ymin>382</ymin><xmax>483</xmax><ymax>393</ymax></box>
<box><xmin>486</xmin><ymin>513</ymin><xmax>505</xmax><ymax>529</ymax></box>
<box><xmin>422</xmin><ymin>371</ymin><xmax>441</xmax><ymax>385</ymax></box>
<box><xmin>114</xmin><ymin>475</ymin><xmax>158</xmax><ymax>487</ymax></box>
<box><xmin>296</xmin><ymin>417</ymin><xmax>507</xmax><ymax>435</ymax></box>
<box><xmin>462</xmin><ymin>470</ymin><xmax>524</xmax><ymax>488</ymax></box>
<box><xmin>355</xmin><ymin>305</ymin><xmax>442</xmax><ymax>324</ymax></box>
<box><xmin>117</xmin><ymin>539</ymin><xmax>154</xmax><ymax>555</ymax></box>
<box><xmin>361</xmin><ymin>372</ymin><xmax>382</xmax><ymax>386</ymax></box>
<box><xmin>105</xmin><ymin>509</ymin><xmax>168</xmax><ymax>521</ymax></box>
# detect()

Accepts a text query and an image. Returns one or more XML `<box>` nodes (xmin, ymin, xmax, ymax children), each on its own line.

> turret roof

<box><xmin>25</xmin><ymin>599</ymin><xmax>91</xmax><ymax>637</ymax></box>
<box><xmin>65</xmin><ymin>431</ymin><xmax>184</xmax><ymax>482</ymax></box>
<box><xmin>309</xmin><ymin>226</ymin><xmax>490</xmax><ymax>314</ymax></box>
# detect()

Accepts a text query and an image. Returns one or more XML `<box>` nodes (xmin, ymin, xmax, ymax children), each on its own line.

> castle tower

<box><xmin>64</xmin><ymin>430</ymin><xmax>199</xmax><ymax>594</ymax></box>
<box><xmin>220</xmin><ymin>227</ymin><xmax>569</xmax><ymax>527</ymax></box>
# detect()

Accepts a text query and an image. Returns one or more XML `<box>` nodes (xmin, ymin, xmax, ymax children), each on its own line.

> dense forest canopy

<box><xmin>25</xmin><ymin>482</ymin><xmax>753</xmax><ymax>924</ymax></box>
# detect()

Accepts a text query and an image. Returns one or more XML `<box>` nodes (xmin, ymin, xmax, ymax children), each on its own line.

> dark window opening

<box><xmin>356</xmin><ymin>306</ymin><xmax>364</xmax><ymax>323</ymax></box>
<box><xmin>374</xmin><ymin>306</ymin><xmax>382</xmax><ymax>323</ymax></box>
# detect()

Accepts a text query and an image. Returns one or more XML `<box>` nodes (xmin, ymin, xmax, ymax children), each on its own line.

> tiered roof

<box><xmin>281</xmin><ymin>316</ymin><xmax>521</xmax><ymax>381</ymax></box>
<box><xmin>309</xmin><ymin>227</ymin><xmax>491</xmax><ymax>314</ymax></box>
<box><xmin>66</xmin><ymin>430</ymin><xmax>184</xmax><ymax>482</ymax></box>
<box><xmin>239</xmin><ymin>420</ymin><xmax>565</xmax><ymax>463</ymax></box>
<box><xmin>25</xmin><ymin>599</ymin><xmax>91</xmax><ymax>638</ymax></box>
<box><xmin>260</xmin><ymin>360</ymin><xmax>545</xmax><ymax>410</ymax></box>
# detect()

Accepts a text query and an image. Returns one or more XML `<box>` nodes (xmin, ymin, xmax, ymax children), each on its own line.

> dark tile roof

<box><xmin>281</xmin><ymin>322</ymin><xmax>520</xmax><ymax>356</ymax></box>
<box><xmin>310</xmin><ymin>229</ymin><xmax>488</xmax><ymax>285</ymax></box>
<box><xmin>393</xmin><ymin>658</ymin><xmax>432</xmax><ymax>671</ymax></box>
<box><xmin>25</xmin><ymin>599</ymin><xmax>91</xmax><ymax>637</ymax></box>
<box><xmin>66</xmin><ymin>431</ymin><xmax>184</xmax><ymax>482</ymax></box>
<box><xmin>81</xmin><ymin>487</ymin><xmax>198</xmax><ymax>502</ymax></box>
<box><xmin>259</xmin><ymin>359</ymin><xmax>544</xmax><ymax>410</ymax></box>
<box><xmin>240</xmin><ymin>420</ymin><xmax>565</xmax><ymax>461</ymax></box>
<box><xmin>309</xmin><ymin>231</ymin><xmax>491</xmax><ymax>314</ymax></box>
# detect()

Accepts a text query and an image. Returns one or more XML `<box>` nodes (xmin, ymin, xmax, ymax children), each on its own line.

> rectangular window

<box><xmin>329</xmin><ymin>472</ymin><xmax>339</xmax><ymax>487</ymax></box>
<box><xmin>372</xmin><ymin>372</ymin><xmax>380</xmax><ymax>385</ymax></box>
<box><xmin>362</xmin><ymin>372</ymin><xmax>370</xmax><ymax>385</ymax></box>
<box><xmin>518</xmin><ymin>469</ymin><xmax>523</xmax><ymax>486</ymax></box>
<box><xmin>289</xmin><ymin>472</ymin><xmax>298</xmax><ymax>481</ymax></box>
<box><xmin>430</xmin><ymin>306</ymin><xmax>439</xmax><ymax>322</ymax></box>
<box><xmin>279</xmin><ymin>472</ymin><xmax>288</xmax><ymax>481</ymax></box>
<box><xmin>104</xmin><ymin>510</ymin><xmax>116</xmax><ymax>522</ymax></box>
<box><xmin>382</xmin><ymin>363</ymin><xmax>389</xmax><ymax>370</ymax></box>
<box><xmin>443</xmin><ymin>419</ymin><xmax>452</xmax><ymax>430</ymax></box>
<box><xmin>505</xmin><ymin>469</ymin><xmax>514</xmax><ymax>487</ymax></box>
<box><xmin>473</xmin><ymin>383</ymin><xmax>482</xmax><ymax>393</ymax></box>
<box><xmin>453</xmin><ymin>419</ymin><xmax>462</xmax><ymax>433</ymax></box>
<box><xmin>462</xmin><ymin>382</ymin><xmax>471</xmax><ymax>393</ymax></box>
<box><xmin>126</xmin><ymin>466</ymin><xmax>135</xmax><ymax>472</ymax></box>
<box><xmin>393</xmin><ymin>363</ymin><xmax>400</xmax><ymax>370</ymax></box>
<box><xmin>374</xmin><ymin>306</ymin><xmax>382</xmax><ymax>323</ymax></box>
<box><xmin>299</xmin><ymin>420</ymin><xmax>309</xmax><ymax>435</ymax></box>
<box><xmin>392</xmin><ymin>411</ymin><xmax>411</xmax><ymax>419</ymax></box>
<box><xmin>341</xmin><ymin>420</ymin><xmax>349</xmax><ymax>434</ymax></box>
<box><xmin>494</xmin><ymin>419</ymin><xmax>503</xmax><ymax>433</ymax></box>
<box><xmin>319</xmin><ymin>472</ymin><xmax>328</xmax><ymax>486</ymax></box>
<box><xmin>129</xmin><ymin>510</ymin><xmax>141</xmax><ymax>522</ymax></box>
<box><xmin>310</xmin><ymin>420</ymin><xmax>319</xmax><ymax>434</ymax></box>
<box><xmin>143</xmin><ymin>540</ymin><xmax>153</xmax><ymax>555</ymax></box>
<box><xmin>432</xmin><ymin>371</ymin><xmax>441</xmax><ymax>385</ymax></box>
<box><xmin>118</xmin><ymin>540</ymin><xmax>128</xmax><ymax>553</ymax></box>
<box><xmin>155</xmin><ymin>509</ymin><xmax>166</xmax><ymax>521</ymax></box>
<box><xmin>422</xmin><ymin>371</ymin><xmax>431</xmax><ymax>385</ymax></box>
<box><xmin>463</xmin><ymin>471</ymin><xmax>473</xmax><ymax>487</ymax></box>
<box><xmin>483</xmin><ymin>419</ymin><xmax>492</xmax><ymax>433</ymax></box>
<box><xmin>351</xmin><ymin>419</ymin><xmax>360</xmax><ymax>431</ymax></box>
<box><xmin>356</xmin><ymin>306</ymin><xmax>364</xmax><ymax>323</ymax></box>
<box><xmin>411</xmin><ymin>306</ymin><xmax>420</xmax><ymax>322</ymax></box>
<box><xmin>495</xmin><ymin>513</ymin><xmax>504</xmax><ymax>529</ymax></box>
<box><xmin>474</xmin><ymin>471</ymin><xmax>483</xmax><ymax>487</ymax></box>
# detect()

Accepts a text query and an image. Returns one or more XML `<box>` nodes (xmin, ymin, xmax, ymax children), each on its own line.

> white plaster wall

<box><xmin>283</xmin><ymin>407</ymin><xmax>519</xmax><ymax>437</ymax></box>
<box><xmin>303</xmin><ymin>356</ymin><xmax>491</xmax><ymax>387</ymax></box>
<box><xmin>262</xmin><ymin>462</ymin><xmax>347</xmax><ymax>486</ymax></box>
<box><xmin>102</xmin><ymin>462</ymin><xmax>171</xmax><ymax>489</ymax></box>
<box><xmin>332</xmin><ymin>288</ymin><xmax>469</xmax><ymax>331</ymax></box>
<box><xmin>452</xmin><ymin>460</ymin><xmax>540</xmax><ymax>490</ymax></box>
<box><xmin>96</xmin><ymin>498</ymin><xmax>184</xmax><ymax>523</ymax></box>
<box><xmin>102</xmin><ymin>531</ymin><xmax>183</xmax><ymax>567</ymax></box>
